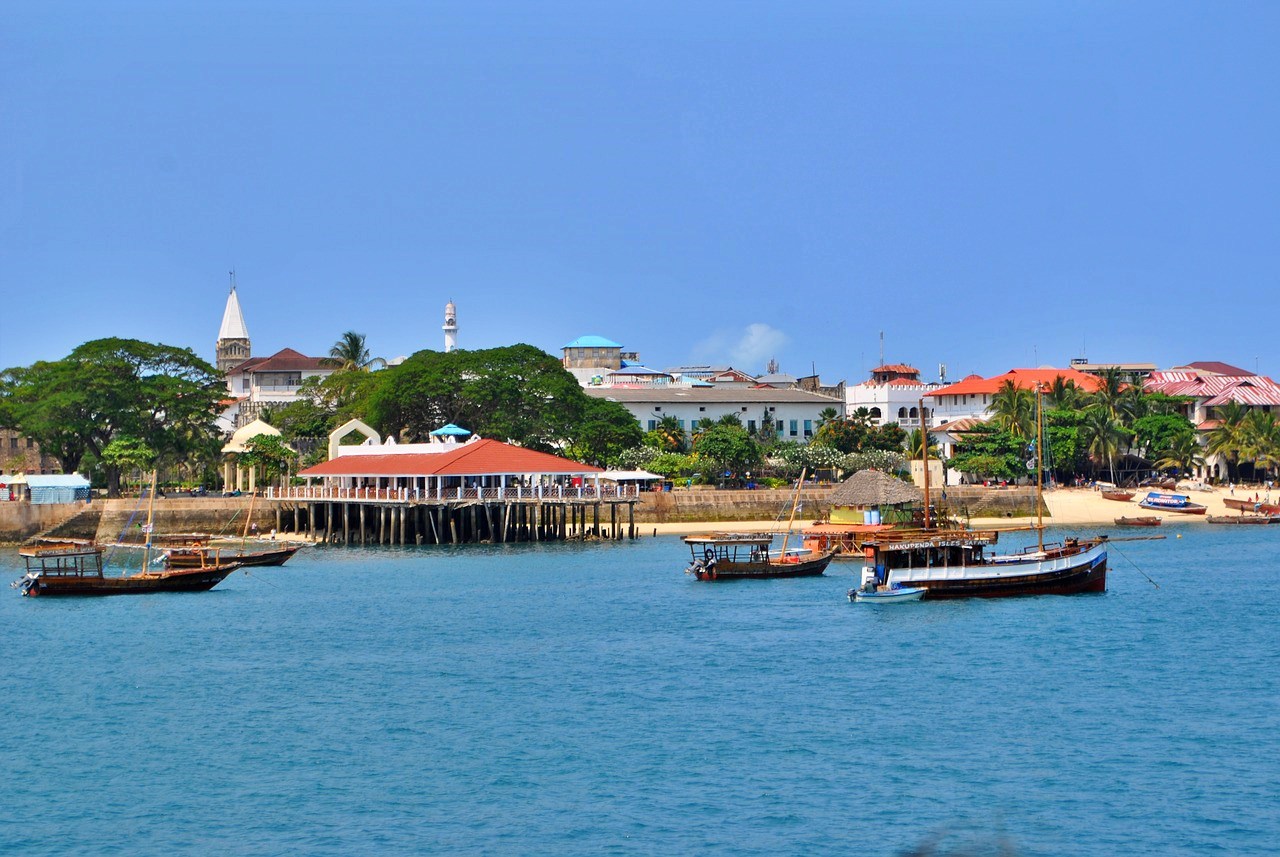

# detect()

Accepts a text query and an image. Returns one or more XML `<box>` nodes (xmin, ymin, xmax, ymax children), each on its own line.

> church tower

<box><xmin>216</xmin><ymin>276</ymin><xmax>252</xmax><ymax>372</ymax></box>
<box><xmin>443</xmin><ymin>300</ymin><xmax>458</xmax><ymax>353</ymax></box>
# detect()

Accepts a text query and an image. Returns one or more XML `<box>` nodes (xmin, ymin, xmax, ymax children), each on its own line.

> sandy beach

<box><xmin>648</xmin><ymin>484</ymin><xmax>1273</xmax><ymax>535</ymax></box>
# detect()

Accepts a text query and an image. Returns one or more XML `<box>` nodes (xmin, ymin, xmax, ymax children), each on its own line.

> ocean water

<box><xmin>2</xmin><ymin>525</ymin><xmax>1277</xmax><ymax>856</ymax></box>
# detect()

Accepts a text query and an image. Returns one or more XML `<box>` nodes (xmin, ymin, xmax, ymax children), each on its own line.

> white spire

<box><xmin>219</xmin><ymin>284</ymin><xmax>250</xmax><ymax>341</ymax></box>
<box><xmin>443</xmin><ymin>299</ymin><xmax>457</xmax><ymax>353</ymax></box>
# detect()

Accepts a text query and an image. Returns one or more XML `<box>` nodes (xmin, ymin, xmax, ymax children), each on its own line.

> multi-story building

<box><xmin>0</xmin><ymin>429</ymin><xmax>61</xmax><ymax>475</ymax></box>
<box><xmin>846</xmin><ymin>364</ymin><xmax>945</xmax><ymax>431</ymax></box>
<box><xmin>926</xmin><ymin>367</ymin><xmax>1104</xmax><ymax>426</ymax></box>
<box><xmin>584</xmin><ymin>386</ymin><xmax>843</xmax><ymax>444</ymax></box>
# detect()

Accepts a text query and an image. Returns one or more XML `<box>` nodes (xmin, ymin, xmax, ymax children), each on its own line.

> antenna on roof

<box><xmin>879</xmin><ymin>331</ymin><xmax>884</xmax><ymax>367</ymax></box>
<box><xmin>229</xmin><ymin>269</ymin><xmax>237</xmax><ymax>293</ymax></box>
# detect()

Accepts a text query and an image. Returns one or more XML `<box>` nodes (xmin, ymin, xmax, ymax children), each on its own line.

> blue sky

<box><xmin>4</xmin><ymin>2</ymin><xmax>1279</xmax><ymax>383</ymax></box>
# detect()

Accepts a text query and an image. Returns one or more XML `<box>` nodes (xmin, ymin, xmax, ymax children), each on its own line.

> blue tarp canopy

<box><xmin>23</xmin><ymin>474</ymin><xmax>92</xmax><ymax>504</ymax></box>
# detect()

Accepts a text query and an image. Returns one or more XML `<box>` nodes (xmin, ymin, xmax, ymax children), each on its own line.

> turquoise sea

<box><xmin>2</xmin><ymin>526</ymin><xmax>1277</xmax><ymax>856</ymax></box>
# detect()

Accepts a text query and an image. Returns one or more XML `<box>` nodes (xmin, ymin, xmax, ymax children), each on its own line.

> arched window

<box><xmin>909</xmin><ymin>407</ymin><xmax>918</xmax><ymax>418</ymax></box>
<box><xmin>897</xmin><ymin>407</ymin><xmax>907</xmax><ymax>419</ymax></box>
<box><xmin>869</xmin><ymin>407</ymin><xmax>882</xmax><ymax>419</ymax></box>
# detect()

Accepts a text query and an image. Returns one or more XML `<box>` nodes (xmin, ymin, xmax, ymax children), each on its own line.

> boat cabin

<box><xmin>860</xmin><ymin>530</ymin><xmax>1000</xmax><ymax>581</ymax></box>
<box><xmin>19</xmin><ymin>541</ymin><xmax>105</xmax><ymax>580</ymax></box>
<box><xmin>684</xmin><ymin>533</ymin><xmax>775</xmax><ymax>564</ymax></box>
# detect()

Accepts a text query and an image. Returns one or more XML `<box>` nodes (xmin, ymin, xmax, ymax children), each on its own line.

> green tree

<box><xmin>989</xmin><ymin>380</ymin><xmax>1035</xmax><ymax>438</ymax></box>
<box><xmin>0</xmin><ymin>338</ymin><xmax>223</xmax><ymax>496</ymax></box>
<box><xmin>693</xmin><ymin>424</ymin><xmax>761</xmax><ymax>479</ymax></box>
<box><xmin>1241</xmin><ymin>409</ymin><xmax>1280</xmax><ymax>481</ymax></box>
<box><xmin>100</xmin><ymin>436</ymin><xmax>157</xmax><ymax>493</ymax></box>
<box><xmin>239</xmin><ymin>434</ymin><xmax>299</xmax><ymax>487</ymax></box>
<box><xmin>568</xmin><ymin>397</ymin><xmax>644</xmax><ymax>467</ymax></box>
<box><xmin>1154</xmin><ymin>433</ymin><xmax>1206</xmax><ymax>477</ymax></box>
<box><xmin>1206</xmin><ymin>400</ymin><xmax>1249</xmax><ymax>483</ymax></box>
<box><xmin>1092</xmin><ymin>367</ymin><xmax>1127</xmax><ymax>420</ymax></box>
<box><xmin>1080</xmin><ymin>406</ymin><xmax>1127</xmax><ymax>484</ymax></box>
<box><xmin>323</xmin><ymin>331</ymin><xmax>386</xmax><ymax>372</ymax></box>
<box><xmin>816</xmin><ymin>407</ymin><xmax>840</xmax><ymax>429</ymax></box>
<box><xmin>1131</xmin><ymin>413</ymin><xmax>1196</xmax><ymax>459</ymax></box>
<box><xmin>947</xmin><ymin>424</ymin><xmax>1029</xmax><ymax>481</ymax></box>
<box><xmin>648</xmin><ymin>415</ymin><xmax>688</xmax><ymax>453</ymax></box>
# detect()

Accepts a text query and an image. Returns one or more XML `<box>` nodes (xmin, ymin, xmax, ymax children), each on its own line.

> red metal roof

<box><xmin>926</xmin><ymin>368</ymin><xmax>1104</xmax><ymax>398</ymax></box>
<box><xmin>1179</xmin><ymin>361</ymin><xmax>1251</xmax><ymax>377</ymax></box>
<box><xmin>299</xmin><ymin>438</ymin><xmax>603</xmax><ymax>478</ymax></box>
<box><xmin>1146</xmin><ymin>371</ymin><xmax>1280</xmax><ymax>406</ymax></box>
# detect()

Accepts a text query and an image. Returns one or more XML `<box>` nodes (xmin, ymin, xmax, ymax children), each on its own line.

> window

<box><xmin>748</xmin><ymin>420</ymin><xmax>756</xmax><ymax>433</ymax></box>
<box><xmin>789</xmin><ymin>420</ymin><xmax>798</xmax><ymax>436</ymax></box>
<box><xmin>9</xmin><ymin>438</ymin><xmax>17</xmax><ymax>450</ymax></box>
<box><xmin>699</xmin><ymin>406</ymin><xmax>706</xmax><ymax>412</ymax></box>
<box><xmin>898</xmin><ymin>407</ymin><xmax>907</xmax><ymax>419</ymax></box>
<box><xmin>777</xmin><ymin>424</ymin><xmax>784</xmax><ymax>438</ymax></box>
<box><xmin>909</xmin><ymin>407</ymin><xmax>918</xmax><ymax>418</ymax></box>
<box><xmin>678</xmin><ymin>420</ymin><xmax>685</xmax><ymax>429</ymax></box>
<box><xmin>654</xmin><ymin>406</ymin><xmax>662</xmax><ymax>412</ymax></box>
<box><xmin>869</xmin><ymin>407</ymin><xmax>882</xmax><ymax>419</ymax></box>
<box><xmin>647</xmin><ymin>420</ymin><xmax>656</xmax><ymax>431</ymax></box>
<box><xmin>26</xmin><ymin>438</ymin><xmax>34</xmax><ymax>449</ymax></box>
<box><xmin>803</xmin><ymin>420</ymin><xmax>813</xmax><ymax>437</ymax></box>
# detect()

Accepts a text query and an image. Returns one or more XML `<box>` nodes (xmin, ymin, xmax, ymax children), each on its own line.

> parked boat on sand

<box><xmin>1138</xmin><ymin>492</ymin><xmax>1206</xmax><ymax>515</ymax></box>
<box><xmin>1102</xmin><ymin>490</ymin><xmax>1136</xmax><ymax>502</ymax></box>
<box><xmin>1115</xmin><ymin>516</ymin><xmax>1162</xmax><ymax>527</ymax></box>
<box><xmin>1206</xmin><ymin>515</ymin><xmax>1275</xmax><ymax>525</ymax></box>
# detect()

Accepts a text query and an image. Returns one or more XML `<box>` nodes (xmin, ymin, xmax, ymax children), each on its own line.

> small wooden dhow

<box><xmin>684</xmin><ymin>468</ymin><xmax>835</xmax><ymax>580</ymax></box>
<box><xmin>684</xmin><ymin>533</ymin><xmax>835</xmax><ymax>580</ymax></box>
<box><xmin>1223</xmin><ymin>498</ymin><xmax>1280</xmax><ymax>515</ymax></box>
<box><xmin>1114</xmin><ymin>516</ymin><xmax>1162</xmax><ymax>527</ymax></box>
<box><xmin>163</xmin><ymin>491</ymin><xmax>301</xmax><ymax>568</ymax></box>
<box><xmin>1138</xmin><ymin>492</ymin><xmax>1206</xmax><ymax>515</ymax></box>
<box><xmin>1102</xmin><ymin>489</ymin><xmax>1135</xmax><ymax>502</ymax></box>
<box><xmin>12</xmin><ymin>473</ymin><xmax>242</xmax><ymax>598</ymax></box>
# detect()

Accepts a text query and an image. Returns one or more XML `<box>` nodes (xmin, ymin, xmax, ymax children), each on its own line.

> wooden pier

<box><xmin>265</xmin><ymin>487</ymin><xmax>639</xmax><ymax>545</ymax></box>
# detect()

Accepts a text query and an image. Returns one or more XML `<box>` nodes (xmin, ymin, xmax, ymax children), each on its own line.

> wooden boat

<box><xmin>1223</xmin><ymin>498</ymin><xmax>1280</xmax><ymax>515</ymax></box>
<box><xmin>14</xmin><ymin>541</ymin><xmax>242</xmax><ymax>596</ymax></box>
<box><xmin>1207</xmin><ymin>514</ymin><xmax>1275</xmax><ymax>525</ymax></box>
<box><xmin>1102</xmin><ymin>490</ymin><xmax>1135</xmax><ymax>502</ymax></box>
<box><xmin>1137</xmin><ymin>492</ymin><xmax>1207</xmax><ymax>515</ymax></box>
<box><xmin>684</xmin><ymin>533</ymin><xmax>835</xmax><ymax>580</ymax></box>
<box><xmin>13</xmin><ymin>472</ymin><xmax>241</xmax><ymax>597</ymax></box>
<box><xmin>165</xmin><ymin>543</ymin><xmax>299</xmax><ymax>568</ymax></box>
<box><xmin>164</xmin><ymin>491</ymin><xmax>300</xmax><ymax>568</ymax></box>
<box><xmin>684</xmin><ymin>467</ymin><xmax>835</xmax><ymax>581</ymax></box>
<box><xmin>849</xmin><ymin>584</ymin><xmax>925</xmax><ymax>603</ymax></box>
<box><xmin>1114</xmin><ymin>516</ymin><xmax>1162</xmax><ymax>527</ymax></box>
<box><xmin>851</xmin><ymin>389</ymin><xmax>1107</xmax><ymax>600</ymax></box>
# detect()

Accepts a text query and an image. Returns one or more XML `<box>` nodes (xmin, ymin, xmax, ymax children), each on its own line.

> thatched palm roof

<box><xmin>829</xmin><ymin>469</ymin><xmax>921</xmax><ymax>507</ymax></box>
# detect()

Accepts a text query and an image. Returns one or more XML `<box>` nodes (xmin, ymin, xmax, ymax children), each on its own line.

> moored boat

<box><xmin>849</xmin><ymin>583</ymin><xmax>925</xmax><ymax>603</ymax></box>
<box><xmin>165</xmin><ymin>543</ymin><xmax>300</xmax><ymax>568</ymax></box>
<box><xmin>13</xmin><ymin>472</ymin><xmax>242</xmax><ymax>597</ymax></box>
<box><xmin>1223</xmin><ymin>498</ymin><xmax>1280</xmax><ymax>515</ymax></box>
<box><xmin>684</xmin><ymin>533</ymin><xmax>835</xmax><ymax>580</ymax></box>
<box><xmin>854</xmin><ymin>530</ymin><xmax>1107</xmax><ymax>599</ymax></box>
<box><xmin>1138</xmin><ymin>492</ymin><xmax>1206</xmax><ymax>515</ymax></box>
<box><xmin>1114</xmin><ymin>516</ymin><xmax>1162</xmax><ymax>527</ymax></box>
<box><xmin>1102</xmin><ymin>490</ymin><xmax>1135</xmax><ymax>502</ymax></box>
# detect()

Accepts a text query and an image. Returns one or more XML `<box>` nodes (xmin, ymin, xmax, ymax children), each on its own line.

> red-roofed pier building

<box><xmin>266</xmin><ymin>422</ymin><xmax>638</xmax><ymax>545</ymax></box>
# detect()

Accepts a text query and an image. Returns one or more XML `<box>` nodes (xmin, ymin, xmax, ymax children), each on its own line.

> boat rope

<box><xmin>104</xmin><ymin>490</ymin><xmax>149</xmax><ymax>567</ymax></box>
<box><xmin>241</xmin><ymin>568</ymin><xmax>280</xmax><ymax>588</ymax></box>
<box><xmin>1106</xmin><ymin>538</ymin><xmax>1160</xmax><ymax>589</ymax></box>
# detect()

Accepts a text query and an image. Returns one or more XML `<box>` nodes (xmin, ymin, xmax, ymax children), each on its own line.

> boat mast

<box><xmin>919</xmin><ymin>397</ymin><xmax>931</xmax><ymax>530</ymax></box>
<box><xmin>241</xmin><ymin>489</ymin><xmax>256</xmax><ymax>547</ymax></box>
<box><xmin>1036</xmin><ymin>384</ymin><xmax>1045</xmax><ymax>552</ymax></box>
<box><xmin>779</xmin><ymin>467</ymin><xmax>806</xmax><ymax>559</ymax></box>
<box><xmin>142</xmin><ymin>470</ymin><xmax>158</xmax><ymax>573</ymax></box>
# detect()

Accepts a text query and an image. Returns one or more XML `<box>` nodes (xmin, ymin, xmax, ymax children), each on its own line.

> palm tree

<box><xmin>1154</xmin><ymin>433</ymin><xmax>1206</xmax><ymax>477</ymax></box>
<box><xmin>1092</xmin><ymin>367</ymin><xmax>1126</xmax><ymax>420</ymax></box>
<box><xmin>990</xmin><ymin>380</ymin><xmax>1035</xmax><ymax>438</ymax></box>
<box><xmin>324</xmin><ymin>331</ymin><xmax>386</xmax><ymax>372</ymax></box>
<box><xmin>652</xmin><ymin>415</ymin><xmax>687</xmax><ymax>453</ymax></box>
<box><xmin>717</xmin><ymin>413</ymin><xmax>743</xmax><ymax>428</ymax></box>
<box><xmin>1080</xmin><ymin>406</ymin><xmax>1126</xmax><ymax>484</ymax></box>
<box><xmin>816</xmin><ymin>407</ymin><xmax>840</xmax><ymax>429</ymax></box>
<box><xmin>692</xmin><ymin>417</ymin><xmax>716</xmax><ymax>444</ymax></box>
<box><xmin>906</xmin><ymin>428</ymin><xmax>939</xmax><ymax>460</ymax></box>
<box><xmin>1046</xmin><ymin>377</ymin><xmax>1086</xmax><ymax>411</ymax></box>
<box><xmin>1241</xmin><ymin>409</ymin><xmax>1280</xmax><ymax>482</ymax></box>
<box><xmin>1207</xmin><ymin>401</ymin><xmax>1249</xmax><ymax>483</ymax></box>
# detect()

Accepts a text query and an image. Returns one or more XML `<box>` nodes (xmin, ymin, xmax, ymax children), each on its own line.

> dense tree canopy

<box><xmin>0</xmin><ymin>338</ymin><xmax>223</xmax><ymax>495</ymax></box>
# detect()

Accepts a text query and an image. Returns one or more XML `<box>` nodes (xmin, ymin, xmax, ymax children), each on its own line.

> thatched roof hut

<box><xmin>829</xmin><ymin>469</ymin><xmax>922</xmax><ymax>508</ymax></box>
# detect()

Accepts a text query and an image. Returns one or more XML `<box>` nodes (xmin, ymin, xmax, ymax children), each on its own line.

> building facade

<box><xmin>584</xmin><ymin>386</ymin><xmax>844</xmax><ymax>443</ymax></box>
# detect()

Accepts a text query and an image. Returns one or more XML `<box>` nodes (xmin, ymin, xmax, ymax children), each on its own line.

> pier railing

<box><xmin>265</xmin><ymin>484</ymin><xmax>641</xmax><ymax>503</ymax></box>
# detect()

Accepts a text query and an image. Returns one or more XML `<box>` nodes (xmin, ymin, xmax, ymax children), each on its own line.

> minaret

<box><xmin>216</xmin><ymin>274</ymin><xmax>252</xmax><ymax>372</ymax></box>
<box><xmin>443</xmin><ymin>300</ymin><xmax>458</xmax><ymax>353</ymax></box>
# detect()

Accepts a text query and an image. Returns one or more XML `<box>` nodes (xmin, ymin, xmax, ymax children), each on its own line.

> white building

<box><xmin>845</xmin><ymin>365</ymin><xmax>945</xmax><ymax>431</ymax></box>
<box><xmin>584</xmin><ymin>386</ymin><xmax>844</xmax><ymax>444</ymax></box>
<box><xmin>215</xmin><ymin>287</ymin><xmax>336</xmax><ymax>429</ymax></box>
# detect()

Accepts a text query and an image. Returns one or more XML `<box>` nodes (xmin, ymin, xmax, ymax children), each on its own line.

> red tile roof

<box><xmin>234</xmin><ymin>348</ymin><xmax>331</xmax><ymax>373</ymax></box>
<box><xmin>926</xmin><ymin>368</ymin><xmax>1104</xmax><ymax>398</ymax></box>
<box><xmin>299</xmin><ymin>438</ymin><xmax>603</xmax><ymax>478</ymax></box>
<box><xmin>870</xmin><ymin>364</ymin><xmax>919</xmax><ymax>374</ymax></box>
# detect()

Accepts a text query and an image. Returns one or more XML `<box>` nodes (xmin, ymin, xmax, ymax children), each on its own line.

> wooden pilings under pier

<box><xmin>272</xmin><ymin>499</ymin><xmax>638</xmax><ymax>546</ymax></box>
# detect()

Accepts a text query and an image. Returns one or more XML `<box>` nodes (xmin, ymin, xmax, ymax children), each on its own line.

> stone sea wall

<box><xmin>0</xmin><ymin>501</ymin><xmax>93</xmax><ymax>543</ymax></box>
<box><xmin>633</xmin><ymin>488</ymin><xmax>833</xmax><ymax>524</ymax></box>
